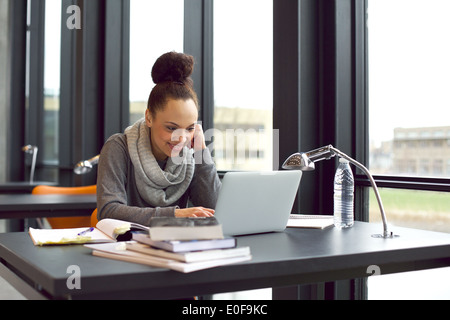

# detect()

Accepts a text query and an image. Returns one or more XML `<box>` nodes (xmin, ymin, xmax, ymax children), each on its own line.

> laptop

<box><xmin>214</xmin><ymin>171</ymin><xmax>302</xmax><ymax>236</ymax></box>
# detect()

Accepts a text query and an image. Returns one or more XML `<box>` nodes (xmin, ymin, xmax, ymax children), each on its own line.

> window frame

<box><xmin>273</xmin><ymin>0</ymin><xmax>370</xmax><ymax>300</ymax></box>
<box><xmin>362</xmin><ymin>0</ymin><xmax>450</xmax><ymax>195</ymax></box>
<box><xmin>8</xmin><ymin>0</ymin><xmax>449</xmax><ymax>299</ymax></box>
<box><xmin>10</xmin><ymin>0</ymin><xmax>121</xmax><ymax>186</ymax></box>
<box><xmin>8</xmin><ymin>0</ymin><xmax>28</xmax><ymax>182</ymax></box>
<box><xmin>184</xmin><ymin>0</ymin><xmax>214</xmax><ymax>131</ymax></box>
<box><xmin>13</xmin><ymin>0</ymin><xmax>449</xmax><ymax>214</ymax></box>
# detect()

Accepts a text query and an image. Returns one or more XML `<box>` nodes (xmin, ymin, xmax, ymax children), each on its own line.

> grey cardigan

<box><xmin>96</xmin><ymin>133</ymin><xmax>221</xmax><ymax>226</ymax></box>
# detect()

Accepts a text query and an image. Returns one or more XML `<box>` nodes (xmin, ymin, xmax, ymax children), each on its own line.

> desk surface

<box><xmin>0</xmin><ymin>194</ymin><xmax>97</xmax><ymax>219</ymax></box>
<box><xmin>0</xmin><ymin>181</ymin><xmax>57</xmax><ymax>194</ymax></box>
<box><xmin>1</xmin><ymin>222</ymin><xmax>450</xmax><ymax>300</ymax></box>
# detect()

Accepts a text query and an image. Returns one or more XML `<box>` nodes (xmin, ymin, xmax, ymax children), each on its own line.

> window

<box><xmin>24</xmin><ymin>0</ymin><xmax>62</xmax><ymax>182</ymax></box>
<box><xmin>213</xmin><ymin>0</ymin><xmax>273</xmax><ymax>171</ymax></box>
<box><xmin>129</xmin><ymin>0</ymin><xmax>184</xmax><ymax>125</ymax></box>
<box><xmin>370</xmin><ymin>188</ymin><xmax>450</xmax><ymax>233</ymax></box>
<box><xmin>369</xmin><ymin>0</ymin><xmax>450</xmax><ymax>179</ymax></box>
<box><xmin>368</xmin><ymin>0</ymin><xmax>450</xmax><ymax>233</ymax></box>
<box><xmin>43</xmin><ymin>0</ymin><xmax>61</xmax><ymax>164</ymax></box>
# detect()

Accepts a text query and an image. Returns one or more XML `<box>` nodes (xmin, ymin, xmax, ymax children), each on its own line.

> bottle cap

<box><xmin>339</xmin><ymin>158</ymin><xmax>349</xmax><ymax>164</ymax></box>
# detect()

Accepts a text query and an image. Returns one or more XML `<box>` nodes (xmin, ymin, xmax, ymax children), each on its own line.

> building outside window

<box><xmin>213</xmin><ymin>0</ymin><xmax>273</xmax><ymax>172</ymax></box>
<box><xmin>368</xmin><ymin>0</ymin><xmax>450</xmax><ymax>234</ymax></box>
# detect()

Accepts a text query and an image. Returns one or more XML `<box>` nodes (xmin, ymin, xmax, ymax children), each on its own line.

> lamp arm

<box><xmin>328</xmin><ymin>146</ymin><xmax>390</xmax><ymax>238</ymax></box>
<box><xmin>22</xmin><ymin>145</ymin><xmax>38</xmax><ymax>183</ymax></box>
<box><xmin>30</xmin><ymin>147</ymin><xmax>38</xmax><ymax>183</ymax></box>
<box><xmin>88</xmin><ymin>155</ymin><xmax>100</xmax><ymax>165</ymax></box>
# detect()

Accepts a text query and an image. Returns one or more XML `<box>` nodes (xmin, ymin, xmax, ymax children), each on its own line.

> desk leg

<box><xmin>273</xmin><ymin>279</ymin><xmax>367</xmax><ymax>300</ymax></box>
<box><xmin>5</xmin><ymin>218</ymin><xmax>40</xmax><ymax>232</ymax></box>
<box><xmin>273</xmin><ymin>284</ymin><xmax>326</xmax><ymax>300</ymax></box>
<box><xmin>6</xmin><ymin>219</ymin><xmax>25</xmax><ymax>232</ymax></box>
<box><xmin>0</xmin><ymin>262</ymin><xmax>47</xmax><ymax>300</ymax></box>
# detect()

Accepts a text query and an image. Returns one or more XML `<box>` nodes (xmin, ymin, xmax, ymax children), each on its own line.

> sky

<box><xmin>128</xmin><ymin>0</ymin><xmax>273</xmax><ymax>110</ymax></box>
<box><xmin>368</xmin><ymin>0</ymin><xmax>450</xmax><ymax>145</ymax></box>
<box><xmin>213</xmin><ymin>0</ymin><xmax>273</xmax><ymax>110</ymax></box>
<box><xmin>128</xmin><ymin>0</ymin><xmax>184</xmax><ymax>102</ymax></box>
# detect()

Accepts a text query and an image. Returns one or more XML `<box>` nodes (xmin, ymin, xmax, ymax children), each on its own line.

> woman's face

<box><xmin>146</xmin><ymin>98</ymin><xmax>198</xmax><ymax>161</ymax></box>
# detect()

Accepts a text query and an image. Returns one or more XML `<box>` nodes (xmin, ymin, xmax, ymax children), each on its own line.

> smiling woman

<box><xmin>97</xmin><ymin>52</ymin><xmax>222</xmax><ymax>226</ymax></box>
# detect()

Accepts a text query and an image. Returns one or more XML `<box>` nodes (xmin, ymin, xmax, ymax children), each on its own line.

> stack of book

<box><xmin>84</xmin><ymin>217</ymin><xmax>251</xmax><ymax>273</ymax></box>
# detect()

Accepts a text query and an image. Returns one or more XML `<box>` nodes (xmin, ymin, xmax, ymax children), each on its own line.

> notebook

<box><xmin>214</xmin><ymin>171</ymin><xmax>302</xmax><ymax>236</ymax></box>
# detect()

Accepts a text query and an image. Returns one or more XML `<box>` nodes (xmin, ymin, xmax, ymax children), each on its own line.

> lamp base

<box><xmin>371</xmin><ymin>232</ymin><xmax>399</xmax><ymax>239</ymax></box>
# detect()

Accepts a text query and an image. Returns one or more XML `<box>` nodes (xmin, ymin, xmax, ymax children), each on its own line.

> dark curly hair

<box><xmin>147</xmin><ymin>52</ymin><xmax>199</xmax><ymax>117</ymax></box>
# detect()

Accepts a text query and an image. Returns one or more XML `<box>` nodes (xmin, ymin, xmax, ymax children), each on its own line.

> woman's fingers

<box><xmin>175</xmin><ymin>207</ymin><xmax>215</xmax><ymax>218</ymax></box>
<box><xmin>192</xmin><ymin>124</ymin><xmax>206</xmax><ymax>151</ymax></box>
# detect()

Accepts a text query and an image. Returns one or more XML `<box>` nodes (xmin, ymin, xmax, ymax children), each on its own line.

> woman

<box><xmin>97</xmin><ymin>52</ymin><xmax>221</xmax><ymax>225</ymax></box>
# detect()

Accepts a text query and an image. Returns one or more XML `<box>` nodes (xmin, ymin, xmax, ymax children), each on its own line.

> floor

<box><xmin>0</xmin><ymin>276</ymin><xmax>26</xmax><ymax>300</ymax></box>
<box><xmin>213</xmin><ymin>267</ymin><xmax>450</xmax><ymax>300</ymax></box>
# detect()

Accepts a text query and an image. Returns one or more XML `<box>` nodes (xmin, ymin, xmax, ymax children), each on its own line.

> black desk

<box><xmin>0</xmin><ymin>194</ymin><xmax>97</xmax><ymax>232</ymax></box>
<box><xmin>0</xmin><ymin>194</ymin><xmax>97</xmax><ymax>219</ymax></box>
<box><xmin>1</xmin><ymin>222</ymin><xmax>450</xmax><ymax>300</ymax></box>
<box><xmin>0</xmin><ymin>181</ymin><xmax>57</xmax><ymax>194</ymax></box>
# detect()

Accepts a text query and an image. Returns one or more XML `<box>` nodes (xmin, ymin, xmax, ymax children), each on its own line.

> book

<box><xmin>287</xmin><ymin>214</ymin><xmax>334</xmax><ymax>229</ymax></box>
<box><xmin>85</xmin><ymin>242</ymin><xmax>252</xmax><ymax>273</ymax></box>
<box><xmin>29</xmin><ymin>218</ymin><xmax>149</xmax><ymax>246</ymax></box>
<box><xmin>132</xmin><ymin>232</ymin><xmax>236</xmax><ymax>253</ymax></box>
<box><xmin>126</xmin><ymin>242</ymin><xmax>250</xmax><ymax>263</ymax></box>
<box><xmin>148</xmin><ymin>216</ymin><xmax>224</xmax><ymax>241</ymax></box>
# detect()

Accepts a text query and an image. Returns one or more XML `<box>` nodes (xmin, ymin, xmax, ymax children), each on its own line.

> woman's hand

<box><xmin>175</xmin><ymin>207</ymin><xmax>215</xmax><ymax>218</ymax></box>
<box><xmin>192</xmin><ymin>124</ymin><xmax>207</xmax><ymax>151</ymax></box>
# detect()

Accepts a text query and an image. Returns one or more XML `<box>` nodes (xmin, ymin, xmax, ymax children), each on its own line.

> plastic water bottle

<box><xmin>334</xmin><ymin>158</ymin><xmax>354</xmax><ymax>228</ymax></box>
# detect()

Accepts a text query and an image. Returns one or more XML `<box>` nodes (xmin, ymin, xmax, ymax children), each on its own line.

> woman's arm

<box><xmin>96</xmin><ymin>134</ymin><xmax>176</xmax><ymax>226</ymax></box>
<box><xmin>188</xmin><ymin>147</ymin><xmax>222</xmax><ymax>210</ymax></box>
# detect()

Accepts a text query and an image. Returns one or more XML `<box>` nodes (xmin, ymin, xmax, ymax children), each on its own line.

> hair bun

<box><xmin>152</xmin><ymin>52</ymin><xmax>194</xmax><ymax>84</ymax></box>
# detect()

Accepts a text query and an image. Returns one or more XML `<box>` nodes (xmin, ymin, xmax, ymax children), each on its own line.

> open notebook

<box><xmin>29</xmin><ymin>219</ymin><xmax>148</xmax><ymax>246</ymax></box>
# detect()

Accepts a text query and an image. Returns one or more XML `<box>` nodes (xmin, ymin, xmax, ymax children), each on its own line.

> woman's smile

<box><xmin>168</xmin><ymin>142</ymin><xmax>186</xmax><ymax>153</ymax></box>
<box><xmin>146</xmin><ymin>98</ymin><xmax>198</xmax><ymax>161</ymax></box>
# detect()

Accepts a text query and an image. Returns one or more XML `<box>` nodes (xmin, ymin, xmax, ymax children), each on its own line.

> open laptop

<box><xmin>214</xmin><ymin>171</ymin><xmax>302</xmax><ymax>236</ymax></box>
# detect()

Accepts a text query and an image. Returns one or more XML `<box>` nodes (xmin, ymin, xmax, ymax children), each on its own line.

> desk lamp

<box><xmin>74</xmin><ymin>155</ymin><xmax>99</xmax><ymax>175</ymax></box>
<box><xmin>282</xmin><ymin>145</ymin><xmax>398</xmax><ymax>239</ymax></box>
<box><xmin>22</xmin><ymin>145</ymin><xmax>38</xmax><ymax>183</ymax></box>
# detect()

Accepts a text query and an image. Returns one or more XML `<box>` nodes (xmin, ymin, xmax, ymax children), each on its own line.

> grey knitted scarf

<box><xmin>125</xmin><ymin>118</ymin><xmax>195</xmax><ymax>207</ymax></box>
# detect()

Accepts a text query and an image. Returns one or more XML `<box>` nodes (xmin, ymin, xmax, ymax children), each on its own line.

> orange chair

<box><xmin>32</xmin><ymin>185</ymin><xmax>96</xmax><ymax>229</ymax></box>
<box><xmin>90</xmin><ymin>208</ymin><xmax>99</xmax><ymax>227</ymax></box>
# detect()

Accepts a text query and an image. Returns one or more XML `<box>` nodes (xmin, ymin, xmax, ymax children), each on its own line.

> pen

<box><xmin>77</xmin><ymin>227</ymin><xmax>94</xmax><ymax>236</ymax></box>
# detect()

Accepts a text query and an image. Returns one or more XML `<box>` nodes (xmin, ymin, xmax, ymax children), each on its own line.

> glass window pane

<box><xmin>43</xmin><ymin>0</ymin><xmax>61</xmax><ymax>164</ymax></box>
<box><xmin>369</xmin><ymin>188</ymin><xmax>450</xmax><ymax>233</ymax></box>
<box><xmin>213</xmin><ymin>0</ymin><xmax>273</xmax><ymax>171</ymax></box>
<box><xmin>129</xmin><ymin>0</ymin><xmax>184</xmax><ymax>125</ymax></box>
<box><xmin>368</xmin><ymin>0</ymin><xmax>450</xmax><ymax>178</ymax></box>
